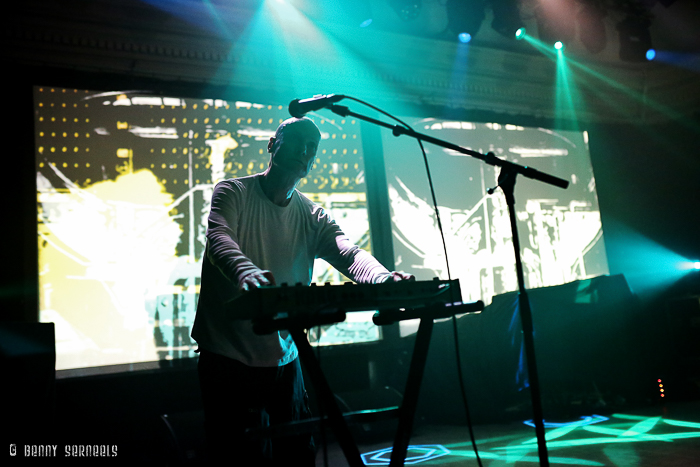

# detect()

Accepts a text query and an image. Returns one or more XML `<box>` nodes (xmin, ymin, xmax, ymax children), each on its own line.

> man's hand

<box><xmin>387</xmin><ymin>271</ymin><xmax>415</xmax><ymax>282</ymax></box>
<box><xmin>239</xmin><ymin>270</ymin><xmax>276</xmax><ymax>291</ymax></box>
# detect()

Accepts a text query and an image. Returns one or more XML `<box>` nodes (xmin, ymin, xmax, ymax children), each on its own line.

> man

<box><xmin>192</xmin><ymin>116</ymin><xmax>412</xmax><ymax>465</ymax></box>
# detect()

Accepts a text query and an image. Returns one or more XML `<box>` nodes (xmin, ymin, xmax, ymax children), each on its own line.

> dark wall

<box><xmin>52</xmin><ymin>360</ymin><xmax>203</xmax><ymax>462</ymax></box>
<box><xmin>588</xmin><ymin>120</ymin><xmax>700</xmax><ymax>300</ymax></box>
<box><xmin>3</xmin><ymin>77</ymin><xmax>38</xmax><ymax>323</ymax></box>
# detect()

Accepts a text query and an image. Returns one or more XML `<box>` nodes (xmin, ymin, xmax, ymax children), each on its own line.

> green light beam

<box><xmin>439</xmin><ymin>414</ymin><xmax>700</xmax><ymax>466</ymax></box>
<box><xmin>441</xmin><ymin>449</ymin><xmax>501</xmax><ymax>459</ymax></box>
<box><xmin>444</xmin><ymin>433</ymin><xmax>523</xmax><ymax>448</ymax></box>
<box><xmin>523</xmin><ymin>424</ymin><xmax>589</xmax><ymax>444</ymax></box>
<box><xmin>520</xmin><ymin>33</ymin><xmax>583</xmax><ymax>130</ymax></box>
<box><xmin>520</xmin><ymin>32</ymin><xmax>699</xmax><ymax>132</ymax></box>
<box><xmin>582</xmin><ymin>425</ymin><xmax>670</xmax><ymax>442</ymax></box>
<box><xmin>515</xmin><ymin>456</ymin><xmax>605</xmax><ymax>466</ymax></box>
<box><xmin>496</xmin><ymin>436</ymin><xmax>661</xmax><ymax>450</ymax></box>
<box><xmin>663</xmin><ymin>419</ymin><xmax>700</xmax><ymax>429</ymax></box>
<box><xmin>621</xmin><ymin>417</ymin><xmax>661</xmax><ymax>437</ymax></box>
<box><xmin>561</xmin><ymin>55</ymin><xmax>700</xmax><ymax>132</ymax></box>
<box><xmin>612</xmin><ymin>413</ymin><xmax>658</xmax><ymax>421</ymax></box>
<box><xmin>556</xmin><ymin>49</ymin><xmax>585</xmax><ymax>131</ymax></box>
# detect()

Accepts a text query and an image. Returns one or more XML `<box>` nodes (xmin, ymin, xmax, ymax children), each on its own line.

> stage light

<box><xmin>646</xmin><ymin>49</ymin><xmax>656</xmax><ymax>60</ymax></box>
<box><xmin>458</xmin><ymin>32</ymin><xmax>472</xmax><ymax>43</ymax></box>
<box><xmin>554</xmin><ymin>41</ymin><xmax>565</xmax><ymax>51</ymax></box>
<box><xmin>446</xmin><ymin>0</ymin><xmax>485</xmax><ymax>42</ymax></box>
<box><xmin>678</xmin><ymin>261</ymin><xmax>700</xmax><ymax>271</ymax></box>
<box><xmin>515</xmin><ymin>27</ymin><xmax>526</xmax><ymax>40</ymax></box>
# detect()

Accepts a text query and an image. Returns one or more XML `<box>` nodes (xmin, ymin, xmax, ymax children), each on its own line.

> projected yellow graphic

<box><xmin>38</xmin><ymin>168</ymin><xmax>181</xmax><ymax>369</ymax></box>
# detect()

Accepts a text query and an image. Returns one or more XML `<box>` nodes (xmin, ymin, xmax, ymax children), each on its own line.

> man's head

<box><xmin>267</xmin><ymin>117</ymin><xmax>321</xmax><ymax>179</ymax></box>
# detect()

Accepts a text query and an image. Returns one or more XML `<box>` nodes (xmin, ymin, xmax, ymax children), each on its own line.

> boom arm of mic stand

<box><xmin>328</xmin><ymin>104</ymin><xmax>569</xmax><ymax>190</ymax></box>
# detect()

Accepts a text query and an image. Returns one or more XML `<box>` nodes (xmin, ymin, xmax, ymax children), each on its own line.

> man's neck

<box><xmin>259</xmin><ymin>169</ymin><xmax>300</xmax><ymax>206</ymax></box>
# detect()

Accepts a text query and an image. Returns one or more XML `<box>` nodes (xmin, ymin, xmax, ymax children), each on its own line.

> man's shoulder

<box><xmin>294</xmin><ymin>189</ymin><xmax>321</xmax><ymax>211</ymax></box>
<box><xmin>293</xmin><ymin>190</ymin><xmax>333</xmax><ymax>222</ymax></box>
<box><xmin>216</xmin><ymin>174</ymin><xmax>259</xmax><ymax>192</ymax></box>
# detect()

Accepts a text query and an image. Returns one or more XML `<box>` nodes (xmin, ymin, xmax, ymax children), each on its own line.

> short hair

<box><xmin>274</xmin><ymin>116</ymin><xmax>320</xmax><ymax>140</ymax></box>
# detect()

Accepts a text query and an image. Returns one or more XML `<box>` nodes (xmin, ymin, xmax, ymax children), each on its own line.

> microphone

<box><xmin>288</xmin><ymin>94</ymin><xmax>346</xmax><ymax>118</ymax></box>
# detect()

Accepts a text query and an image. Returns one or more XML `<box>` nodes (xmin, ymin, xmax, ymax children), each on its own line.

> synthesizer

<box><xmin>227</xmin><ymin>278</ymin><xmax>463</xmax><ymax>320</ymax></box>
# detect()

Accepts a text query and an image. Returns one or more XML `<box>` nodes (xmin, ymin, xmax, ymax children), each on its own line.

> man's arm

<box><xmin>384</xmin><ymin>271</ymin><xmax>415</xmax><ymax>282</ymax></box>
<box><xmin>312</xmin><ymin>205</ymin><xmax>413</xmax><ymax>284</ymax></box>
<box><xmin>205</xmin><ymin>180</ymin><xmax>276</xmax><ymax>290</ymax></box>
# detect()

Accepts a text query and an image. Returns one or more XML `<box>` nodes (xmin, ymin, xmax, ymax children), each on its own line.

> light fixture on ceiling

<box><xmin>445</xmin><ymin>0</ymin><xmax>486</xmax><ymax>43</ymax></box>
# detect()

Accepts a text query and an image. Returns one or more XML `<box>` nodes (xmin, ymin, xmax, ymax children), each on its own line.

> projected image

<box><xmin>35</xmin><ymin>87</ymin><xmax>375</xmax><ymax>371</ymax></box>
<box><xmin>382</xmin><ymin>119</ymin><xmax>609</xmax><ymax>306</ymax></box>
<box><xmin>361</xmin><ymin>413</ymin><xmax>700</xmax><ymax>465</ymax></box>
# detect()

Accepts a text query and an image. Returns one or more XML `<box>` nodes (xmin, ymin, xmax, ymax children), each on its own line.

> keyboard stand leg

<box><xmin>289</xmin><ymin>327</ymin><xmax>364</xmax><ymax>467</ymax></box>
<box><xmin>390</xmin><ymin>318</ymin><xmax>434</xmax><ymax>467</ymax></box>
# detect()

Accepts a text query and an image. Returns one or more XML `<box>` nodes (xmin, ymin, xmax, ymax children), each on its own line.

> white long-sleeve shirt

<box><xmin>192</xmin><ymin>174</ymin><xmax>391</xmax><ymax>367</ymax></box>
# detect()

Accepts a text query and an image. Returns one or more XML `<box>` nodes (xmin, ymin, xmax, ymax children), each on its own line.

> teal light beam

<box><xmin>519</xmin><ymin>31</ymin><xmax>700</xmax><ymax>133</ymax></box>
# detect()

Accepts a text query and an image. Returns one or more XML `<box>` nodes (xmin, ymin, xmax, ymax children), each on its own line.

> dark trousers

<box><xmin>197</xmin><ymin>350</ymin><xmax>315</xmax><ymax>466</ymax></box>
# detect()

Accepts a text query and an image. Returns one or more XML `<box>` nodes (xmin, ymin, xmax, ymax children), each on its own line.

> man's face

<box><xmin>268</xmin><ymin>121</ymin><xmax>321</xmax><ymax>179</ymax></box>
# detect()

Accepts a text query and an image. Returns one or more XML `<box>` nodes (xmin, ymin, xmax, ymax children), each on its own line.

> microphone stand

<box><xmin>327</xmin><ymin>104</ymin><xmax>569</xmax><ymax>467</ymax></box>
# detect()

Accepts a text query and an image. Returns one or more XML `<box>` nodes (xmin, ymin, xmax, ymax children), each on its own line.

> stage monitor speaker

<box><xmin>416</xmin><ymin>275</ymin><xmax>648</xmax><ymax>424</ymax></box>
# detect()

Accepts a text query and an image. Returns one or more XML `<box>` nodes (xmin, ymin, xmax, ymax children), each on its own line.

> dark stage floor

<box><xmin>315</xmin><ymin>400</ymin><xmax>700</xmax><ymax>467</ymax></box>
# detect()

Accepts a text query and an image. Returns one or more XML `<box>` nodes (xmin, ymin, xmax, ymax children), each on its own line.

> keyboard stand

<box><xmin>248</xmin><ymin>301</ymin><xmax>483</xmax><ymax>466</ymax></box>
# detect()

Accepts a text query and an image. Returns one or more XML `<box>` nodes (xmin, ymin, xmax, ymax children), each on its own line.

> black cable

<box><xmin>315</xmin><ymin>325</ymin><xmax>329</xmax><ymax>467</ymax></box>
<box><xmin>413</xmin><ymin>134</ymin><xmax>484</xmax><ymax>467</ymax></box>
<box><xmin>342</xmin><ymin>97</ymin><xmax>483</xmax><ymax>466</ymax></box>
<box><xmin>451</xmin><ymin>314</ymin><xmax>483</xmax><ymax>467</ymax></box>
<box><xmin>343</xmin><ymin>97</ymin><xmax>452</xmax><ymax>277</ymax></box>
